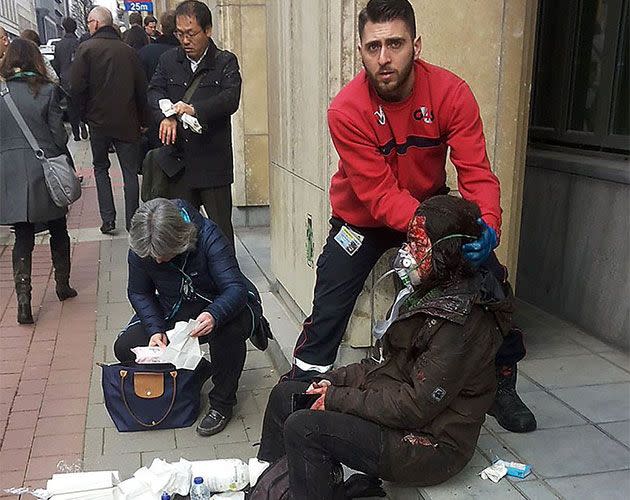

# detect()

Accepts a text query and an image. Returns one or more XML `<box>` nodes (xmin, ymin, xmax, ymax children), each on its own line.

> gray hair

<box><xmin>129</xmin><ymin>198</ymin><xmax>198</xmax><ymax>260</ymax></box>
<box><xmin>89</xmin><ymin>6</ymin><xmax>113</xmax><ymax>27</ymax></box>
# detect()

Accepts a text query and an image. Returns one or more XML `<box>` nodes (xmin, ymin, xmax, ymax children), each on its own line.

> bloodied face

<box><xmin>406</xmin><ymin>214</ymin><xmax>433</xmax><ymax>281</ymax></box>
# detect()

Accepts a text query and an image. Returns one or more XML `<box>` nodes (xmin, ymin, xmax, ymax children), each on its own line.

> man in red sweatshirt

<box><xmin>286</xmin><ymin>0</ymin><xmax>536</xmax><ymax>434</ymax></box>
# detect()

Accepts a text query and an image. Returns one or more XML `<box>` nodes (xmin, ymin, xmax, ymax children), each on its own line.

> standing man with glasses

<box><xmin>147</xmin><ymin>0</ymin><xmax>242</xmax><ymax>248</ymax></box>
<box><xmin>71</xmin><ymin>6</ymin><xmax>148</xmax><ymax>234</ymax></box>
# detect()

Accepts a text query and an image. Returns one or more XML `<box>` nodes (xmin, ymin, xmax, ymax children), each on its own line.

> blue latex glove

<box><xmin>462</xmin><ymin>218</ymin><xmax>498</xmax><ymax>267</ymax></box>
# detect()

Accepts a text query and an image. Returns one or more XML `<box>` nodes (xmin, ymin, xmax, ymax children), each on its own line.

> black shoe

<box><xmin>17</xmin><ymin>297</ymin><xmax>34</xmax><ymax>324</ymax></box>
<box><xmin>196</xmin><ymin>407</ymin><xmax>231</xmax><ymax>437</ymax></box>
<box><xmin>100</xmin><ymin>221</ymin><xmax>116</xmax><ymax>235</ymax></box>
<box><xmin>488</xmin><ymin>365</ymin><xmax>537</xmax><ymax>433</ymax></box>
<box><xmin>80</xmin><ymin>124</ymin><xmax>88</xmax><ymax>140</ymax></box>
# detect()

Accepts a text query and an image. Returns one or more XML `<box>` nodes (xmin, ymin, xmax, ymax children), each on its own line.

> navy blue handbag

<box><xmin>101</xmin><ymin>363</ymin><xmax>204</xmax><ymax>432</ymax></box>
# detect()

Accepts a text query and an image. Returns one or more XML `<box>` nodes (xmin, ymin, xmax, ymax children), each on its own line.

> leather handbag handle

<box><xmin>119</xmin><ymin>369</ymin><xmax>178</xmax><ymax>428</ymax></box>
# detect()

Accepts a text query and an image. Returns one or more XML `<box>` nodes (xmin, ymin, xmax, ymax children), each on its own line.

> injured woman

<box><xmin>254</xmin><ymin>195</ymin><xmax>514</xmax><ymax>499</ymax></box>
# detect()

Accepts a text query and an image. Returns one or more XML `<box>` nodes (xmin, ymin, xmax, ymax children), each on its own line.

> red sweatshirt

<box><xmin>328</xmin><ymin>59</ymin><xmax>502</xmax><ymax>234</ymax></box>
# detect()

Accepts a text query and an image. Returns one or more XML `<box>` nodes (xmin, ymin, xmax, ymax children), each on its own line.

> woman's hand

<box><xmin>307</xmin><ymin>380</ymin><xmax>331</xmax><ymax>411</ymax></box>
<box><xmin>159</xmin><ymin>117</ymin><xmax>177</xmax><ymax>144</ymax></box>
<box><xmin>190</xmin><ymin>312</ymin><xmax>215</xmax><ymax>337</ymax></box>
<box><xmin>148</xmin><ymin>333</ymin><xmax>168</xmax><ymax>349</ymax></box>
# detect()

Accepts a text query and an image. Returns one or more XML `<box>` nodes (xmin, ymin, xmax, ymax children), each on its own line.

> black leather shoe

<box><xmin>488</xmin><ymin>365</ymin><xmax>537</xmax><ymax>433</ymax></box>
<box><xmin>100</xmin><ymin>221</ymin><xmax>116</xmax><ymax>235</ymax></box>
<box><xmin>196</xmin><ymin>407</ymin><xmax>232</xmax><ymax>437</ymax></box>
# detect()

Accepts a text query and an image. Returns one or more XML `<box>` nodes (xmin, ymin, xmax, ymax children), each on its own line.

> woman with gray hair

<box><xmin>114</xmin><ymin>198</ymin><xmax>249</xmax><ymax>437</ymax></box>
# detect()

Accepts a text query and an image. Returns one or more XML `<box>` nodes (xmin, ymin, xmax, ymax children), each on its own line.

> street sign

<box><xmin>124</xmin><ymin>2</ymin><xmax>153</xmax><ymax>13</ymax></box>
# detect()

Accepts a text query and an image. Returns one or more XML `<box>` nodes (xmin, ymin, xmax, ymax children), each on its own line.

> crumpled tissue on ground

<box><xmin>133</xmin><ymin>458</ymin><xmax>192</xmax><ymax>497</ymax></box>
<box><xmin>158</xmin><ymin>99</ymin><xmax>202</xmax><ymax>134</ymax></box>
<box><xmin>161</xmin><ymin>320</ymin><xmax>203</xmax><ymax>370</ymax></box>
<box><xmin>479</xmin><ymin>459</ymin><xmax>532</xmax><ymax>482</ymax></box>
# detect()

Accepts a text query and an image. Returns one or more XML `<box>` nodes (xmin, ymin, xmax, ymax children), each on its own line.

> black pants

<box><xmin>293</xmin><ymin>218</ymin><xmax>525</xmax><ymax>372</ymax></box>
<box><xmin>13</xmin><ymin>217</ymin><xmax>69</xmax><ymax>262</ymax></box>
<box><xmin>89</xmin><ymin>132</ymin><xmax>140</xmax><ymax>229</ymax></box>
<box><xmin>258</xmin><ymin>381</ymin><xmax>383</xmax><ymax>500</ymax></box>
<box><xmin>169</xmin><ymin>180</ymin><xmax>235</xmax><ymax>250</ymax></box>
<box><xmin>66</xmin><ymin>95</ymin><xmax>82</xmax><ymax>139</ymax></box>
<box><xmin>113</xmin><ymin>301</ymin><xmax>249</xmax><ymax>415</ymax></box>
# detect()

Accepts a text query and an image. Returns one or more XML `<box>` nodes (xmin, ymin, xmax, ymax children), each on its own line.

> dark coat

<box><xmin>0</xmin><ymin>80</ymin><xmax>70</xmax><ymax>224</ymax></box>
<box><xmin>127</xmin><ymin>199</ymin><xmax>247</xmax><ymax>335</ymax></box>
<box><xmin>52</xmin><ymin>32</ymin><xmax>79</xmax><ymax>91</ymax></box>
<box><xmin>147</xmin><ymin>40</ymin><xmax>242</xmax><ymax>188</ymax></box>
<box><xmin>70</xmin><ymin>26</ymin><xmax>148</xmax><ymax>142</ymax></box>
<box><xmin>123</xmin><ymin>24</ymin><xmax>149</xmax><ymax>51</ymax></box>
<box><xmin>138</xmin><ymin>34</ymin><xmax>179</xmax><ymax>82</ymax></box>
<box><xmin>322</xmin><ymin>274</ymin><xmax>513</xmax><ymax>486</ymax></box>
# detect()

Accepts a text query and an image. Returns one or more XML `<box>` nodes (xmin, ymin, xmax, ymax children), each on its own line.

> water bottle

<box><xmin>190</xmin><ymin>476</ymin><xmax>211</xmax><ymax>500</ymax></box>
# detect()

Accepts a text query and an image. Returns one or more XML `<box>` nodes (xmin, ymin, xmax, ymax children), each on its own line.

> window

<box><xmin>529</xmin><ymin>0</ymin><xmax>629</xmax><ymax>153</ymax></box>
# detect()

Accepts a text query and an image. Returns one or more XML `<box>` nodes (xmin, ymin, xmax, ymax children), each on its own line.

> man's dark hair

<box><xmin>129</xmin><ymin>12</ymin><xmax>143</xmax><ymax>26</ymax></box>
<box><xmin>159</xmin><ymin>11</ymin><xmax>176</xmax><ymax>37</ymax></box>
<box><xmin>62</xmin><ymin>17</ymin><xmax>77</xmax><ymax>33</ymax></box>
<box><xmin>175</xmin><ymin>0</ymin><xmax>212</xmax><ymax>30</ymax></box>
<box><xmin>416</xmin><ymin>195</ymin><xmax>482</xmax><ymax>286</ymax></box>
<box><xmin>358</xmin><ymin>0</ymin><xmax>416</xmax><ymax>40</ymax></box>
<box><xmin>144</xmin><ymin>15</ymin><xmax>157</xmax><ymax>26</ymax></box>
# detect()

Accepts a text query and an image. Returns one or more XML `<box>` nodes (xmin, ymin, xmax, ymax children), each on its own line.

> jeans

<box><xmin>113</xmin><ymin>301</ymin><xmax>249</xmax><ymax>415</ymax></box>
<box><xmin>89</xmin><ymin>132</ymin><xmax>140</xmax><ymax>229</ymax></box>
<box><xmin>258</xmin><ymin>381</ymin><xmax>383</xmax><ymax>500</ymax></box>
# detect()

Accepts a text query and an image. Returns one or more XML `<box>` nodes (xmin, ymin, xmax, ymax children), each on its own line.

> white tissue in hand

<box><xmin>161</xmin><ymin>320</ymin><xmax>203</xmax><ymax>370</ymax></box>
<box><xmin>181</xmin><ymin>113</ymin><xmax>202</xmax><ymax>133</ymax></box>
<box><xmin>131</xmin><ymin>346</ymin><xmax>165</xmax><ymax>364</ymax></box>
<box><xmin>159</xmin><ymin>99</ymin><xmax>177</xmax><ymax>117</ymax></box>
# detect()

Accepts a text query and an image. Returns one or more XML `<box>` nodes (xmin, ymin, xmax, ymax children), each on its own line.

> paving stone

<box><xmin>141</xmin><ymin>446</ymin><xmax>216</xmax><ymax>466</ymax></box>
<box><xmin>520</xmin><ymin>355</ymin><xmax>630</xmax><ymax>389</ymax></box>
<box><xmin>36</xmin><ymin>415</ymin><xmax>86</xmax><ymax>436</ymax></box>
<box><xmin>547</xmin><ymin>470</ymin><xmax>630</xmax><ymax>500</ymax></box>
<box><xmin>551</xmin><ymin>383</ymin><xmax>630</xmax><ymax>423</ymax></box>
<box><xmin>31</xmin><ymin>433</ymin><xmax>84</xmax><ymax>457</ymax></box>
<box><xmin>175</xmin><ymin>417</ymin><xmax>247</xmax><ymax>449</ymax></box>
<box><xmin>240</xmin><ymin>413</ymin><xmax>264</xmax><ymax>443</ymax></box>
<box><xmin>475</xmin><ymin>433</ymin><xmax>523</xmax><ymax>466</ymax></box>
<box><xmin>243</xmin><ymin>350</ymin><xmax>274</xmax><ymax>371</ymax></box>
<box><xmin>523</xmin><ymin>330</ymin><xmax>591</xmax><ymax>360</ymax></box>
<box><xmin>500</xmin><ymin>425</ymin><xmax>630</xmax><ymax>478</ymax></box>
<box><xmin>7</xmin><ymin>410</ymin><xmax>38</xmax><ymax>430</ymax></box>
<box><xmin>513</xmin><ymin>480</ymin><xmax>561</xmax><ymax>499</ymax></box>
<box><xmin>599</xmin><ymin>351</ymin><xmax>630</xmax><ymax>372</ymax></box>
<box><xmin>86</xmin><ymin>403</ymin><xmax>116</xmax><ymax>429</ymax></box>
<box><xmin>104</xmin><ymin>428</ymin><xmax>176</xmax><ymax>454</ymax></box>
<box><xmin>599</xmin><ymin>421</ymin><xmax>630</xmax><ymax>447</ymax></box>
<box><xmin>26</xmin><ymin>454</ymin><xmax>82</xmax><ymax>481</ymax></box>
<box><xmin>234</xmin><ymin>390</ymin><xmax>262</xmax><ymax>416</ymax></box>
<box><xmin>214</xmin><ymin>441</ymin><xmax>259</xmax><ymax>462</ymax></box>
<box><xmin>83</xmin><ymin>428</ymin><xmax>104</xmax><ymax>458</ymax></box>
<box><xmin>483</xmin><ymin>391</ymin><xmax>586</xmax><ymax>434</ymax></box>
<box><xmin>83</xmin><ymin>452</ymin><xmax>142</xmax><ymax>481</ymax></box>
<box><xmin>252</xmin><ymin>388</ymin><xmax>272</xmax><ymax>413</ymax></box>
<box><xmin>238</xmin><ymin>367</ymin><xmax>278</xmax><ymax>391</ymax></box>
<box><xmin>1</xmin><ymin>428</ymin><xmax>34</xmax><ymax>449</ymax></box>
<box><xmin>419</xmin><ymin>465</ymin><xmax>526</xmax><ymax>499</ymax></box>
<box><xmin>382</xmin><ymin>483</ymin><xmax>423</xmax><ymax>499</ymax></box>
<box><xmin>0</xmin><ymin>448</ymin><xmax>29</xmax><ymax>472</ymax></box>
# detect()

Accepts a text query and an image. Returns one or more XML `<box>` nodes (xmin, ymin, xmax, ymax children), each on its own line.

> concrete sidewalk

<box><xmin>1</xmin><ymin>136</ymin><xmax>628</xmax><ymax>499</ymax></box>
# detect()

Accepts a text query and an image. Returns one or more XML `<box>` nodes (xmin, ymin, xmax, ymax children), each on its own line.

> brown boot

<box><xmin>13</xmin><ymin>254</ymin><xmax>34</xmax><ymax>324</ymax></box>
<box><xmin>50</xmin><ymin>231</ymin><xmax>77</xmax><ymax>301</ymax></box>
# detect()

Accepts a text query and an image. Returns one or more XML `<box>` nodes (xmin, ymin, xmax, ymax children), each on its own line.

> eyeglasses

<box><xmin>174</xmin><ymin>29</ymin><xmax>203</xmax><ymax>41</ymax></box>
<box><xmin>87</xmin><ymin>19</ymin><xmax>96</xmax><ymax>25</ymax></box>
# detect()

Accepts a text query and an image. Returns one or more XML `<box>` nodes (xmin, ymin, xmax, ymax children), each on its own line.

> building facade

<box><xmin>35</xmin><ymin>0</ymin><xmax>69</xmax><ymax>42</ymax></box>
<box><xmin>1</xmin><ymin>0</ymin><xmax>37</xmax><ymax>36</ymax></box>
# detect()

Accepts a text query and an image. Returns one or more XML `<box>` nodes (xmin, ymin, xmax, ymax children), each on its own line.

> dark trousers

<box><xmin>169</xmin><ymin>180</ymin><xmax>235</xmax><ymax>250</ymax></box>
<box><xmin>66</xmin><ymin>95</ymin><xmax>82</xmax><ymax>139</ymax></box>
<box><xmin>113</xmin><ymin>301</ymin><xmax>249</xmax><ymax>415</ymax></box>
<box><xmin>258</xmin><ymin>381</ymin><xmax>383</xmax><ymax>500</ymax></box>
<box><xmin>13</xmin><ymin>217</ymin><xmax>69</xmax><ymax>261</ymax></box>
<box><xmin>293</xmin><ymin>218</ymin><xmax>525</xmax><ymax>371</ymax></box>
<box><xmin>89</xmin><ymin>132</ymin><xmax>140</xmax><ymax>229</ymax></box>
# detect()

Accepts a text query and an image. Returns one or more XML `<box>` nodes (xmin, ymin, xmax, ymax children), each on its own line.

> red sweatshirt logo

<box><xmin>374</xmin><ymin>105</ymin><xmax>386</xmax><ymax>125</ymax></box>
<box><xmin>413</xmin><ymin>106</ymin><xmax>434</xmax><ymax>124</ymax></box>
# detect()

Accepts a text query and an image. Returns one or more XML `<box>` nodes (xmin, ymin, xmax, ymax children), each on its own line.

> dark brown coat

<box><xmin>323</xmin><ymin>276</ymin><xmax>513</xmax><ymax>486</ymax></box>
<box><xmin>70</xmin><ymin>26</ymin><xmax>148</xmax><ymax>143</ymax></box>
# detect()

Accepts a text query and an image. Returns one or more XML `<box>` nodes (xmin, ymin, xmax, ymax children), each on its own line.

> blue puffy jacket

<box><xmin>127</xmin><ymin>199</ymin><xmax>247</xmax><ymax>335</ymax></box>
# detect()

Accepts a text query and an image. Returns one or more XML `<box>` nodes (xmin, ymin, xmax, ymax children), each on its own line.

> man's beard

<box><xmin>365</xmin><ymin>55</ymin><xmax>415</xmax><ymax>102</ymax></box>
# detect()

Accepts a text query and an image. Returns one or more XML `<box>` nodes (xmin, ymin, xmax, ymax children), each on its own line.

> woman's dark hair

<box><xmin>20</xmin><ymin>29</ymin><xmax>41</xmax><ymax>46</ymax></box>
<box><xmin>0</xmin><ymin>38</ymin><xmax>51</xmax><ymax>96</ymax></box>
<box><xmin>358</xmin><ymin>0</ymin><xmax>416</xmax><ymax>41</ymax></box>
<box><xmin>416</xmin><ymin>195</ymin><xmax>482</xmax><ymax>286</ymax></box>
<box><xmin>175</xmin><ymin>0</ymin><xmax>212</xmax><ymax>30</ymax></box>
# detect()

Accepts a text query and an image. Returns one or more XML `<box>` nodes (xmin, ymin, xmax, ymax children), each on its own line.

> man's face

<box><xmin>145</xmin><ymin>22</ymin><xmax>156</xmax><ymax>36</ymax></box>
<box><xmin>175</xmin><ymin>15</ymin><xmax>211</xmax><ymax>61</ymax></box>
<box><xmin>87</xmin><ymin>16</ymin><xmax>99</xmax><ymax>35</ymax></box>
<box><xmin>358</xmin><ymin>19</ymin><xmax>420</xmax><ymax>102</ymax></box>
<box><xmin>0</xmin><ymin>29</ymin><xmax>8</xmax><ymax>58</ymax></box>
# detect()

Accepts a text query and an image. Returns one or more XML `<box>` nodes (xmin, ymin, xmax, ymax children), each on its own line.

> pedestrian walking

<box><xmin>52</xmin><ymin>17</ymin><xmax>88</xmax><ymax>142</ymax></box>
<box><xmin>123</xmin><ymin>11</ymin><xmax>149</xmax><ymax>50</ymax></box>
<box><xmin>285</xmin><ymin>0</ymin><xmax>536</xmax><ymax>434</ymax></box>
<box><xmin>70</xmin><ymin>6</ymin><xmax>148</xmax><ymax>234</ymax></box>
<box><xmin>0</xmin><ymin>39</ymin><xmax>78</xmax><ymax>324</ymax></box>
<box><xmin>144</xmin><ymin>14</ymin><xmax>159</xmax><ymax>43</ymax></box>
<box><xmin>19</xmin><ymin>30</ymin><xmax>58</xmax><ymax>83</ymax></box>
<box><xmin>147</xmin><ymin>0</ymin><xmax>242</xmax><ymax>248</ymax></box>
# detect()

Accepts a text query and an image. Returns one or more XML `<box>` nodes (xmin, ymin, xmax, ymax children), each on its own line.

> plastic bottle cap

<box><xmin>193</xmin><ymin>476</ymin><xmax>204</xmax><ymax>484</ymax></box>
<box><xmin>161</xmin><ymin>493</ymin><xmax>171</xmax><ymax>500</ymax></box>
